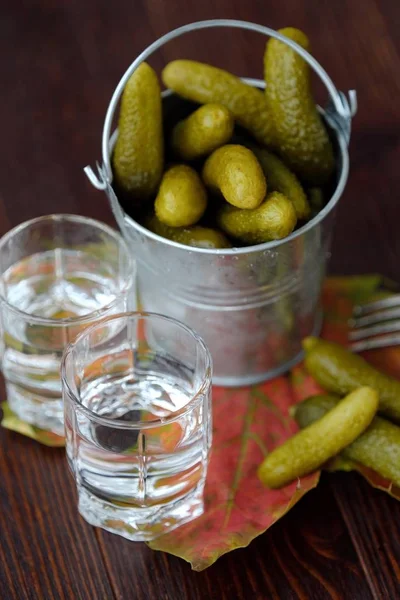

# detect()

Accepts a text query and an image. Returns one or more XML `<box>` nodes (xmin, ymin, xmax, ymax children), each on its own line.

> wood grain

<box><xmin>1</xmin><ymin>0</ymin><xmax>400</xmax><ymax>598</ymax></box>
<box><xmin>0</xmin><ymin>430</ymin><xmax>115</xmax><ymax>600</ymax></box>
<box><xmin>95</xmin><ymin>477</ymin><xmax>373</xmax><ymax>600</ymax></box>
<box><xmin>332</xmin><ymin>473</ymin><xmax>400</xmax><ymax>599</ymax></box>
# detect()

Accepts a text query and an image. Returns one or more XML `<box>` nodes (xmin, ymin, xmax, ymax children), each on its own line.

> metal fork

<box><xmin>349</xmin><ymin>294</ymin><xmax>400</xmax><ymax>352</ymax></box>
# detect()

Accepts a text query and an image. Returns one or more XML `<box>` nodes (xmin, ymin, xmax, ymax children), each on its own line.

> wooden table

<box><xmin>1</xmin><ymin>1</ymin><xmax>400</xmax><ymax>598</ymax></box>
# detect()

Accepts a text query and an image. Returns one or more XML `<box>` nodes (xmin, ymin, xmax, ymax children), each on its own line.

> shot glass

<box><xmin>0</xmin><ymin>214</ymin><xmax>135</xmax><ymax>435</ymax></box>
<box><xmin>62</xmin><ymin>312</ymin><xmax>212</xmax><ymax>541</ymax></box>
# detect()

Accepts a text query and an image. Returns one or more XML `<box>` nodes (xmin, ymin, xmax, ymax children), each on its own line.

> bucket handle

<box><xmin>84</xmin><ymin>18</ymin><xmax>357</xmax><ymax>191</ymax></box>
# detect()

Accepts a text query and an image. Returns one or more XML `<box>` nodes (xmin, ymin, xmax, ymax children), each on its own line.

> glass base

<box><xmin>6</xmin><ymin>383</ymin><xmax>64</xmax><ymax>436</ymax></box>
<box><xmin>77</xmin><ymin>483</ymin><xmax>205</xmax><ymax>542</ymax></box>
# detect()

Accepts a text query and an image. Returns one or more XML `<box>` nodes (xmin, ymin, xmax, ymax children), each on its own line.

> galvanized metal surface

<box><xmin>85</xmin><ymin>19</ymin><xmax>356</xmax><ymax>385</ymax></box>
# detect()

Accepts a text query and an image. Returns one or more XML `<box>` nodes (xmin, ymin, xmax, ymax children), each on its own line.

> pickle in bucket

<box><xmin>202</xmin><ymin>145</ymin><xmax>267</xmax><ymax>209</ymax></box>
<box><xmin>264</xmin><ymin>28</ymin><xmax>335</xmax><ymax>185</ymax></box>
<box><xmin>113</xmin><ymin>62</ymin><xmax>164</xmax><ymax>201</ymax></box>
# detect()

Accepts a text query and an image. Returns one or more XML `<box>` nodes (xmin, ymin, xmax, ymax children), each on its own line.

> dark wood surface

<box><xmin>1</xmin><ymin>1</ymin><xmax>400</xmax><ymax>598</ymax></box>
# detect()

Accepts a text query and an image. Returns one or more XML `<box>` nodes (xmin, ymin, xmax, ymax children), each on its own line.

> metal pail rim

<box><xmin>85</xmin><ymin>19</ymin><xmax>357</xmax><ymax>256</ymax></box>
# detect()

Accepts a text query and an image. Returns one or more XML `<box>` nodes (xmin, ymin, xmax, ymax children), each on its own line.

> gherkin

<box><xmin>303</xmin><ymin>337</ymin><xmax>400</xmax><ymax>423</ymax></box>
<box><xmin>217</xmin><ymin>191</ymin><xmax>297</xmax><ymax>244</ymax></box>
<box><xmin>264</xmin><ymin>28</ymin><xmax>335</xmax><ymax>185</ymax></box>
<box><xmin>146</xmin><ymin>214</ymin><xmax>231</xmax><ymax>249</ymax></box>
<box><xmin>162</xmin><ymin>60</ymin><xmax>275</xmax><ymax>147</ymax></box>
<box><xmin>202</xmin><ymin>145</ymin><xmax>266</xmax><ymax>210</ymax></box>
<box><xmin>171</xmin><ymin>103</ymin><xmax>234</xmax><ymax>161</ymax></box>
<box><xmin>250</xmin><ymin>145</ymin><xmax>310</xmax><ymax>219</ymax></box>
<box><xmin>113</xmin><ymin>62</ymin><xmax>164</xmax><ymax>201</ymax></box>
<box><xmin>292</xmin><ymin>394</ymin><xmax>400</xmax><ymax>488</ymax></box>
<box><xmin>155</xmin><ymin>165</ymin><xmax>207</xmax><ymax>228</ymax></box>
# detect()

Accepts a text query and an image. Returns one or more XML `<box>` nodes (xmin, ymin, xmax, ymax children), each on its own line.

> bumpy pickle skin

<box><xmin>162</xmin><ymin>60</ymin><xmax>275</xmax><ymax>147</ymax></box>
<box><xmin>292</xmin><ymin>394</ymin><xmax>400</xmax><ymax>487</ymax></box>
<box><xmin>113</xmin><ymin>62</ymin><xmax>164</xmax><ymax>201</ymax></box>
<box><xmin>155</xmin><ymin>165</ymin><xmax>207</xmax><ymax>228</ymax></box>
<box><xmin>171</xmin><ymin>103</ymin><xmax>234</xmax><ymax>161</ymax></box>
<box><xmin>258</xmin><ymin>387</ymin><xmax>378</xmax><ymax>488</ymax></box>
<box><xmin>202</xmin><ymin>145</ymin><xmax>266</xmax><ymax>209</ymax></box>
<box><xmin>250</xmin><ymin>145</ymin><xmax>310</xmax><ymax>219</ymax></box>
<box><xmin>217</xmin><ymin>191</ymin><xmax>297</xmax><ymax>244</ymax></box>
<box><xmin>303</xmin><ymin>337</ymin><xmax>400</xmax><ymax>423</ymax></box>
<box><xmin>145</xmin><ymin>214</ymin><xmax>231</xmax><ymax>249</ymax></box>
<box><xmin>264</xmin><ymin>28</ymin><xmax>335</xmax><ymax>185</ymax></box>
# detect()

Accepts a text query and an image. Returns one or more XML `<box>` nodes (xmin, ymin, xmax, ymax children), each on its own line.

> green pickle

<box><xmin>171</xmin><ymin>103</ymin><xmax>234</xmax><ymax>160</ymax></box>
<box><xmin>113</xmin><ymin>62</ymin><xmax>163</xmax><ymax>200</ymax></box>
<box><xmin>308</xmin><ymin>187</ymin><xmax>325</xmax><ymax>211</ymax></box>
<box><xmin>303</xmin><ymin>337</ymin><xmax>400</xmax><ymax>422</ymax></box>
<box><xmin>217</xmin><ymin>191</ymin><xmax>297</xmax><ymax>244</ymax></box>
<box><xmin>264</xmin><ymin>28</ymin><xmax>335</xmax><ymax>185</ymax></box>
<box><xmin>162</xmin><ymin>60</ymin><xmax>275</xmax><ymax>147</ymax></box>
<box><xmin>292</xmin><ymin>394</ymin><xmax>400</xmax><ymax>487</ymax></box>
<box><xmin>146</xmin><ymin>214</ymin><xmax>231</xmax><ymax>249</ymax></box>
<box><xmin>258</xmin><ymin>387</ymin><xmax>378</xmax><ymax>488</ymax></box>
<box><xmin>250</xmin><ymin>145</ymin><xmax>310</xmax><ymax>220</ymax></box>
<box><xmin>155</xmin><ymin>165</ymin><xmax>207</xmax><ymax>227</ymax></box>
<box><xmin>202</xmin><ymin>145</ymin><xmax>266</xmax><ymax>209</ymax></box>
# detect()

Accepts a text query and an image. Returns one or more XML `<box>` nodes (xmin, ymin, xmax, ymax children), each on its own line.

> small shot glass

<box><xmin>62</xmin><ymin>312</ymin><xmax>212</xmax><ymax>541</ymax></box>
<box><xmin>0</xmin><ymin>214</ymin><xmax>135</xmax><ymax>435</ymax></box>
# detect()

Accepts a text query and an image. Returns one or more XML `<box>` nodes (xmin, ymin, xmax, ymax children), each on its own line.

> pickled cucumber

<box><xmin>202</xmin><ymin>145</ymin><xmax>266</xmax><ymax>209</ymax></box>
<box><xmin>303</xmin><ymin>337</ymin><xmax>400</xmax><ymax>422</ymax></box>
<box><xmin>171</xmin><ymin>103</ymin><xmax>234</xmax><ymax>160</ymax></box>
<box><xmin>291</xmin><ymin>394</ymin><xmax>341</xmax><ymax>429</ymax></box>
<box><xmin>250</xmin><ymin>145</ymin><xmax>310</xmax><ymax>220</ymax></box>
<box><xmin>155</xmin><ymin>165</ymin><xmax>207</xmax><ymax>227</ymax></box>
<box><xmin>113</xmin><ymin>62</ymin><xmax>163</xmax><ymax>200</ymax></box>
<box><xmin>293</xmin><ymin>394</ymin><xmax>400</xmax><ymax>487</ymax></box>
<box><xmin>308</xmin><ymin>187</ymin><xmax>324</xmax><ymax>211</ymax></box>
<box><xmin>217</xmin><ymin>191</ymin><xmax>297</xmax><ymax>244</ymax></box>
<box><xmin>258</xmin><ymin>387</ymin><xmax>378</xmax><ymax>488</ymax></box>
<box><xmin>162</xmin><ymin>60</ymin><xmax>275</xmax><ymax>147</ymax></box>
<box><xmin>264</xmin><ymin>28</ymin><xmax>335</xmax><ymax>185</ymax></box>
<box><xmin>146</xmin><ymin>214</ymin><xmax>231</xmax><ymax>249</ymax></box>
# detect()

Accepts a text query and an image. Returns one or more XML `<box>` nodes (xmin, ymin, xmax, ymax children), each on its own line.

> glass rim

<box><xmin>0</xmin><ymin>213</ymin><xmax>135</xmax><ymax>326</ymax></box>
<box><xmin>61</xmin><ymin>311</ymin><xmax>213</xmax><ymax>430</ymax></box>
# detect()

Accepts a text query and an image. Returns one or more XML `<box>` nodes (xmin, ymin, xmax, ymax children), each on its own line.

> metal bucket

<box><xmin>85</xmin><ymin>19</ymin><xmax>357</xmax><ymax>387</ymax></box>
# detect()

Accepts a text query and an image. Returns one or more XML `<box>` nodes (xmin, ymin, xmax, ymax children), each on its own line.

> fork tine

<box><xmin>350</xmin><ymin>333</ymin><xmax>400</xmax><ymax>353</ymax></box>
<box><xmin>351</xmin><ymin>306</ymin><xmax>400</xmax><ymax>328</ymax></box>
<box><xmin>349</xmin><ymin>320</ymin><xmax>400</xmax><ymax>341</ymax></box>
<box><xmin>353</xmin><ymin>294</ymin><xmax>400</xmax><ymax>316</ymax></box>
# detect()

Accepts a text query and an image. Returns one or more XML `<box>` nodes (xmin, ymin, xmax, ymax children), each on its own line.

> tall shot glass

<box><xmin>0</xmin><ymin>214</ymin><xmax>135</xmax><ymax>435</ymax></box>
<box><xmin>62</xmin><ymin>312</ymin><xmax>212</xmax><ymax>541</ymax></box>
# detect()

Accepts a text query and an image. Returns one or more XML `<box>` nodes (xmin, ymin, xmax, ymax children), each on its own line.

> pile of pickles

<box><xmin>112</xmin><ymin>27</ymin><xmax>335</xmax><ymax>249</ymax></box>
<box><xmin>258</xmin><ymin>338</ymin><xmax>400</xmax><ymax>489</ymax></box>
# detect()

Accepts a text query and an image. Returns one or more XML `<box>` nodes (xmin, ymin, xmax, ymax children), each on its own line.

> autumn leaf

<box><xmin>150</xmin><ymin>275</ymin><xmax>400</xmax><ymax>570</ymax></box>
<box><xmin>149</xmin><ymin>380</ymin><xmax>320</xmax><ymax>570</ymax></box>
<box><xmin>292</xmin><ymin>274</ymin><xmax>400</xmax><ymax>502</ymax></box>
<box><xmin>3</xmin><ymin>273</ymin><xmax>400</xmax><ymax>571</ymax></box>
<box><xmin>1</xmin><ymin>402</ymin><xmax>65</xmax><ymax>447</ymax></box>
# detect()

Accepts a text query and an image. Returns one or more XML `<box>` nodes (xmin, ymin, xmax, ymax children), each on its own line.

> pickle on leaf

<box><xmin>258</xmin><ymin>387</ymin><xmax>378</xmax><ymax>488</ymax></box>
<box><xmin>303</xmin><ymin>337</ymin><xmax>400</xmax><ymax>423</ymax></box>
<box><xmin>293</xmin><ymin>394</ymin><xmax>400</xmax><ymax>487</ymax></box>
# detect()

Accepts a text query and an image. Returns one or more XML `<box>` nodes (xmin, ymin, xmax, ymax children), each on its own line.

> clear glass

<box><xmin>62</xmin><ymin>312</ymin><xmax>212</xmax><ymax>541</ymax></box>
<box><xmin>0</xmin><ymin>214</ymin><xmax>135</xmax><ymax>435</ymax></box>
